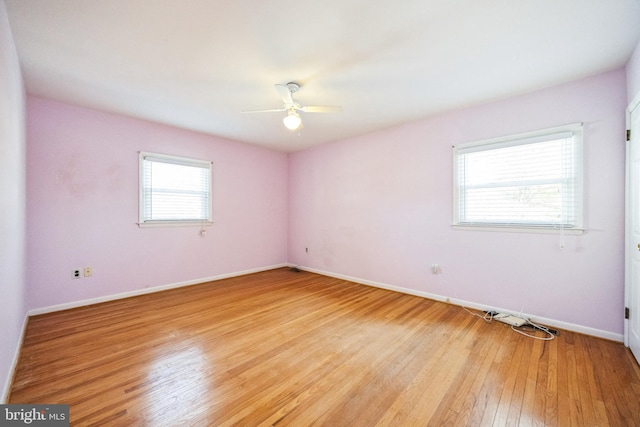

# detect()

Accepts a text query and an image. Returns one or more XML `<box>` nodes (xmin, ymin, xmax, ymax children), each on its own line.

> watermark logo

<box><xmin>0</xmin><ymin>405</ymin><xmax>69</xmax><ymax>426</ymax></box>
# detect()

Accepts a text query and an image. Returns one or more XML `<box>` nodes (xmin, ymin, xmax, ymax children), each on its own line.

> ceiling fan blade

<box><xmin>275</xmin><ymin>84</ymin><xmax>294</xmax><ymax>106</ymax></box>
<box><xmin>241</xmin><ymin>108</ymin><xmax>286</xmax><ymax>113</ymax></box>
<box><xmin>299</xmin><ymin>105</ymin><xmax>343</xmax><ymax>113</ymax></box>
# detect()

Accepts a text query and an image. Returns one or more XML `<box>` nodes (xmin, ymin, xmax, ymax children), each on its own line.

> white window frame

<box><xmin>452</xmin><ymin>123</ymin><xmax>584</xmax><ymax>234</ymax></box>
<box><xmin>138</xmin><ymin>152</ymin><xmax>213</xmax><ymax>227</ymax></box>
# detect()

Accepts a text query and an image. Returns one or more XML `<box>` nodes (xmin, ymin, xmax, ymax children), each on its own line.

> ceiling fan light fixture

<box><xmin>283</xmin><ymin>111</ymin><xmax>302</xmax><ymax>130</ymax></box>
<box><xmin>243</xmin><ymin>82</ymin><xmax>341</xmax><ymax>132</ymax></box>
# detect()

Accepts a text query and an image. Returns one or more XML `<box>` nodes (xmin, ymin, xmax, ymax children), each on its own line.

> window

<box><xmin>139</xmin><ymin>152</ymin><xmax>212</xmax><ymax>226</ymax></box>
<box><xmin>453</xmin><ymin>123</ymin><xmax>583</xmax><ymax>232</ymax></box>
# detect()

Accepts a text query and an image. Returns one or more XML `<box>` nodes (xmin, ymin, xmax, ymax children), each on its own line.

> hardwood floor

<box><xmin>9</xmin><ymin>268</ymin><xmax>640</xmax><ymax>426</ymax></box>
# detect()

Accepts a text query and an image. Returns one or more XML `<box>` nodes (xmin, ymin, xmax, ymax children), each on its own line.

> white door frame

<box><xmin>625</xmin><ymin>90</ymin><xmax>640</xmax><ymax>349</ymax></box>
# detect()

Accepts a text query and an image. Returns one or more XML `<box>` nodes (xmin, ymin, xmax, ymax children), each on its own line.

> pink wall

<box><xmin>289</xmin><ymin>69</ymin><xmax>627</xmax><ymax>335</ymax></box>
<box><xmin>0</xmin><ymin>1</ymin><xmax>26</xmax><ymax>401</ymax></box>
<box><xmin>627</xmin><ymin>38</ymin><xmax>640</xmax><ymax>103</ymax></box>
<box><xmin>26</xmin><ymin>97</ymin><xmax>288</xmax><ymax>310</ymax></box>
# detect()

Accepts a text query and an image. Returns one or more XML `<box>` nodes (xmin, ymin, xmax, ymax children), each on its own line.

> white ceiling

<box><xmin>5</xmin><ymin>0</ymin><xmax>640</xmax><ymax>152</ymax></box>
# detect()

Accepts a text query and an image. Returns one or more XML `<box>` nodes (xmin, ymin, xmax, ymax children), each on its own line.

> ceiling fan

<box><xmin>243</xmin><ymin>82</ymin><xmax>342</xmax><ymax>130</ymax></box>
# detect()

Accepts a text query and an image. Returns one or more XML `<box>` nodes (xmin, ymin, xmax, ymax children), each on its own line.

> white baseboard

<box><xmin>28</xmin><ymin>263</ymin><xmax>289</xmax><ymax>316</ymax></box>
<box><xmin>297</xmin><ymin>265</ymin><xmax>624</xmax><ymax>342</ymax></box>
<box><xmin>1</xmin><ymin>313</ymin><xmax>29</xmax><ymax>403</ymax></box>
<box><xmin>22</xmin><ymin>261</ymin><xmax>624</xmax><ymax>342</ymax></box>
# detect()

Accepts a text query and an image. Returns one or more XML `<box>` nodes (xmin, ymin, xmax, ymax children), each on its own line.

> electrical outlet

<box><xmin>84</xmin><ymin>267</ymin><xmax>93</xmax><ymax>277</ymax></box>
<box><xmin>72</xmin><ymin>269</ymin><xmax>82</xmax><ymax>279</ymax></box>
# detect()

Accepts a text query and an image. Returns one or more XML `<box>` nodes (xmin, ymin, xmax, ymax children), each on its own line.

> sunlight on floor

<box><xmin>144</xmin><ymin>347</ymin><xmax>210</xmax><ymax>424</ymax></box>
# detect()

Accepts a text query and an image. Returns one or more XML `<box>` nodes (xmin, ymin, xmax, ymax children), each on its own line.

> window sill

<box><xmin>138</xmin><ymin>221</ymin><xmax>213</xmax><ymax>228</ymax></box>
<box><xmin>452</xmin><ymin>224</ymin><xmax>584</xmax><ymax>235</ymax></box>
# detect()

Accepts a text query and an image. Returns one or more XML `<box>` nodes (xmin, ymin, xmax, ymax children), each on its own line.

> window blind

<box><xmin>139</xmin><ymin>152</ymin><xmax>212</xmax><ymax>224</ymax></box>
<box><xmin>453</xmin><ymin>125</ymin><xmax>582</xmax><ymax>229</ymax></box>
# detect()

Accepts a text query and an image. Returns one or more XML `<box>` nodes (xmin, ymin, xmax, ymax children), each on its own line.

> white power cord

<box><xmin>443</xmin><ymin>277</ymin><xmax>555</xmax><ymax>340</ymax></box>
<box><xmin>512</xmin><ymin>319</ymin><xmax>556</xmax><ymax>341</ymax></box>
<box><xmin>461</xmin><ymin>304</ymin><xmax>495</xmax><ymax>322</ymax></box>
<box><xmin>461</xmin><ymin>305</ymin><xmax>555</xmax><ymax>340</ymax></box>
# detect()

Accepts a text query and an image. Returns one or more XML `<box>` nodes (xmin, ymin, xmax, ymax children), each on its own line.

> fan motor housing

<box><xmin>286</xmin><ymin>82</ymin><xmax>300</xmax><ymax>93</ymax></box>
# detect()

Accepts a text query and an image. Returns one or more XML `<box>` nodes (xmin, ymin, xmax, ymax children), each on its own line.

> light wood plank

<box><xmin>8</xmin><ymin>268</ymin><xmax>640</xmax><ymax>426</ymax></box>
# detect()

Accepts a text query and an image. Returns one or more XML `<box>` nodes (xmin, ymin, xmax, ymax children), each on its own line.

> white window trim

<box><xmin>452</xmin><ymin>123</ymin><xmax>584</xmax><ymax>234</ymax></box>
<box><xmin>138</xmin><ymin>151</ymin><xmax>213</xmax><ymax>228</ymax></box>
<box><xmin>451</xmin><ymin>224</ymin><xmax>584</xmax><ymax>235</ymax></box>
